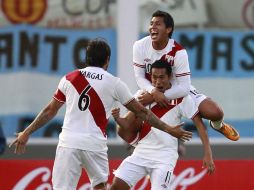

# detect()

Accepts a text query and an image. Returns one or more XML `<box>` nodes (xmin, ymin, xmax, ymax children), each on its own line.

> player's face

<box><xmin>149</xmin><ymin>17</ymin><xmax>171</xmax><ymax>43</ymax></box>
<box><xmin>151</xmin><ymin>68</ymin><xmax>171</xmax><ymax>92</ymax></box>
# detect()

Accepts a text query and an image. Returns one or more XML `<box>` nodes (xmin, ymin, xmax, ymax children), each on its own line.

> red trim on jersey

<box><xmin>191</xmin><ymin>110</ymin><xmax>200</xmax><ymax>120</ymax></box>
<box><xmin>139</xmin><ymin>97</ymin><xmax>184</xmax><ymax>140</ymax></box>
<box><xmin>134</xmin><ymin>63</ymin><xmax>145</xmax><ymax>68</ymax></box>
<box><xmin>175</xmin><ymin>72</ymin><xmax>191</xmax><ymax>77</ymax></box>
<box><xmin>53</xmin><ymin>89</ymin><xmax>66</xmax><ymax>103</ymax></box>
<box><xmin>145</xmin><ymin>41</ymin><xmax>185</xmax><ymax>82</ymax></box>
<box><xmin>160</xmin><ymin>41</ymin><xmax>184</xmax><ymax>67</ymax></box>
<box><xmin>66</xmin><ymin>70</ymin><xmax>108</xmax><ymax>137</ymax></box>
<box><xmin>145</xmin><ymin>73</ymin><xmax>151</xmax><ymax>82</ymax></box>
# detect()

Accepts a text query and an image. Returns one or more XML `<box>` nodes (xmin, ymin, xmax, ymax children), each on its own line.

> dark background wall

<box><xmin>3</xmin><ymin>139</ymin><xmax>254</xmax><ymax>160</ymax></box>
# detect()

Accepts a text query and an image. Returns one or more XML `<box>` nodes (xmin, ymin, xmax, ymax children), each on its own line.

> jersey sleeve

<box><xmin>164</xmin><ymin>49</ymin><xmax>191</xmax><ymax>99</ymax></box>
<box><xmin>133</xmin><ymin>41</ymin><xmax>155</xmax><ymax>93</ymax></box>
<box><xmin>164</xmin><ymin>75</ymin><xmax>191</xmax><ymax>99</ymax></box>
<box><xmin>53</xmin><ymin>76</ymin><xmax>67</xmax><ymax>103</ymax></box>
<box><xmin>133</xmin><ymin>41</ymin><xmax>144</xmax><ymax>66</ymax></box>
<box><xmin>174</xmin><ymin>49</ymin><xmax>191</xmax><ymax>77</ymax></box>
<box><xmin>179</xmin><ymin>95</ymin><xmax>199</xmax><ymax>119</ymax></box>
<box><xmin>114</xmin><ymin>79</ymin><xmax>135</xmax><ymax>106</ymax></box>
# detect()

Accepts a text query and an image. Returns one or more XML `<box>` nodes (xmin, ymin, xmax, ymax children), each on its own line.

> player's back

<box><xmin>56</xmin><ymin>66</ymin><xmax>130</xmax><ymax>152</ymax></box>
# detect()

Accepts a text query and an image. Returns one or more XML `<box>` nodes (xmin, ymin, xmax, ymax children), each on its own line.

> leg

<box><xmin>190</xmin><ymin>89</ymin><xmax>239</xmax><ymax>141</ymax></box>
<box><xmin>117</xmin><ymin>118</ymin><xmax>142</xmax><ymax>144</ymax></box>
<box><xmin>52</xmin><ymin>146</ymin><xmax>82</xmax><ymax>190</ymax></box>
<box><xmin>80</xmin><ymin>150</ymin><xmax>109</xmax><ymax>189</ymax></box>
<box><xmin>94</xmin><ymin>182</ymin><xmax>107</xmax><ymax>190</ymax></box>
<box><xmin>198</xmin><ymin>97</ymin><xmax>239</xmax><ymax>141</ymax></box>
<box><xmin>110</xmin><ymin>157</ymin><xmax>147</xmax><ymax>190</ymax></box>
<box><xmin>198</xmin><ymin>98</ymin><xmax>224</xmax><ymax>121</ymax></box>
<box><xmin>149</xmin><ymin>164</ymin><xmax>174</xmax><ymax>190</ymax></box>
<box><xmin>112</xmin><ymin>108</ymin><xmax>142</xmax><ymax>143</ymax></box>
<box><xmin>110</xmin><ymin>177</ymin><xmax>130</xmax><ymax>190</ymax></box>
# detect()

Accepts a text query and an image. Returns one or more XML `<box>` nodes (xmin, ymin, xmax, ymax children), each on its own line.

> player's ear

<box><xmin>104</xmin><ymin>56</ymin><xmax>110</xmax><ymax>70</ymax></box>
<box><xmin>166</xmin><ymin>27</ymin><xmax>172</xmax><ymax>36</ymax></box>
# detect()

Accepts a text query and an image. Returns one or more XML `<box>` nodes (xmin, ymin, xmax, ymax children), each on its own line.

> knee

<box><xmin>94</xmin><ymin>182</ymin><xmax>107</xmax><ymax>190</ymax></box>
<box><xmin>110</xmin><ymin>183</ymin><xmax>120</xmax><ymax>190</ymax></box>
<box><xmin>199</xmin><ymin>99</ymin><xmax>224</xmax><ymax>121</ymax></box>
<box><xmin>211</xmin><ymin>106</ymin><xmax>224</xmax><ymax>121</ymax></box>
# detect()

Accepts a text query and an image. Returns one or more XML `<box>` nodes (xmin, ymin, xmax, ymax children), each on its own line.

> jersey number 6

<box><xmin>78</xmin><ymin>85</ymin><xmax>91</xmax><ymax>111</ymax></box>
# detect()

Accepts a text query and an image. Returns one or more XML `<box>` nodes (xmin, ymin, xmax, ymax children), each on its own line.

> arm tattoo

<box><xmin>137</xmin><ymin>107</ymin><xmax>167</xmax><ymax>132</ymax></box>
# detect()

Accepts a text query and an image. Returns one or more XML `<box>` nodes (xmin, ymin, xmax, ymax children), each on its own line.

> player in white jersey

<box><xmin>110</xmin><ymin>60</ymin><xmax>215</xmax><ymax>190</ymax></box>
<box><xmin>9</xmin><ymin>39</ymin><xmax>192</xmax><ymax>190</ymax></box>
<box><xmin>133</xmin><ymin>10</ymin><xmax>240</xmax><ymax>141</ymax></box>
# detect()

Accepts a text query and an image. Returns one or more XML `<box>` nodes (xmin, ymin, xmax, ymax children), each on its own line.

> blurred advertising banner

<box><xmin>0</xmin><ymin>0</ymin><xmax>252</xmax><ymax>30</ymax></box>
<box><xmin>0</xmin><ymin>25</ymin><xmax>116</xmax><ymax>137</ymax></box>
<box><xmin>207</xmin><ymin>0</ymin><xmax>254</xmax><ymax>28</ymax></box>
<box><xmin>0</xmin><ymin>0</ymin><xmax>208</xmax><ymax>30</ymax></box>
<box><xmin>0</xmin><ymin>160</ymin><xmax>254</xmax><ymax>190</ymax></box>
<box><xmin>0</xmin><ymin>0</ymin><xmax>117</xmax><ymax>29</ymax></box>
<box><xmin>139</xmin><ymin>0</ymin><xmax>208</xmax><ymax>32</ymax></box>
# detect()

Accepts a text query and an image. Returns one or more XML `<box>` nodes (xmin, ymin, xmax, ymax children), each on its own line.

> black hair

<box><xmin>85</xmin><ymin>38</ymin><xmax>111</xmax><ymax>67</ymax></box>
<box><xmin>152</xmin><ymin>10</ymin><xmax>174</xmax><ymax>38</ymax></box>
<box><xmin>151</xmin><ymin>59</ymin><xmax>172</xmax><ymax>76</ymax></box>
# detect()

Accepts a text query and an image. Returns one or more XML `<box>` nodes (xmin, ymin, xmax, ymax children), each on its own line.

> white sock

<box><xmin>211</xmin><ymin>119</ymin><xmax>223</xmax><ymax>130</ymax></box>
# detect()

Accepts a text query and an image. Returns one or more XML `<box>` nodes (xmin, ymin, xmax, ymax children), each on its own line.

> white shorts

<box><xmin>114</xmin><ymin>155</ymin><xmax>174</xmax><ymax>190</ymax></box>
<box><xmin>189</xmin><ymin>88</ymin><xmax>207</xmax><ymax>107</ymax></box>
<box><xmin>52</xmin><ymin>146</ymin><xmax>109</xmax><ymax>190</ymax></box>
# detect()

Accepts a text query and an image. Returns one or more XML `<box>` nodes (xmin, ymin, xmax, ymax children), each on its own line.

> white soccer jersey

<box><xmin>133</xmin><ymin>36</ymin><xmax>192</xmax><ymax>99</ymax></box>
<box><xmin>131</xmin><ymin>92</ymin><xmax>198</xmax><ymax>167</ymax></box>
<box><xmin>53</xmin><ymin>66</ymin><xmax>134</xmax><ymax>152</ymax></box>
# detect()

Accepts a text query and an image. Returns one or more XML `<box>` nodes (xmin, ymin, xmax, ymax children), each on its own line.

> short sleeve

<box><xmin>114</xmin><ymin>79</ymin><xmax>134</xmax><ymax>106</ymax></box>
<box><xmin>174</xmin><ymin>49</ymin><xmax>191</xmax><ymax>77</ymax></box>
<box><xmin>133</xmin><ymin>41</ymin><xmax>144</xmax><ymax>66</ymax></box>
<box><xmin>53</xmin><ymin>76</ymin><xmax>66</xmax><ymax>103</ymax></box>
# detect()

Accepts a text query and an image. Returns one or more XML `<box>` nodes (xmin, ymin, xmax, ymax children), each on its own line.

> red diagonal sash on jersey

<box><xmin>145</xmin><ymin>41</ymin><xmax>187</xmax><ymax>81</ymax></box>
<box><xmin>139</xmin><ymin>98</ymin><xmax>183</xmax><ymax>140</ymax></box>
<box><xmin>66</xmin><ymin>70</ymin><xmax>108</xmax><ymax>137</ymax></box>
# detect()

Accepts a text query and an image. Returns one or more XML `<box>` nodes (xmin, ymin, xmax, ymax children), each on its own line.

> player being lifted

<box><xmin>9</xmin><ymin>39</ymin><xmax>192</xmax><ymax>190</ymax></box>
<box><xmin>133</xmin><ymin>10</ymin><xmax>239</xmax><ymax>141</ymax></box>
<box><xmin>110</xmin><ymin>60</ymin><xmax>215</xmax><ymax>190</ymax></box>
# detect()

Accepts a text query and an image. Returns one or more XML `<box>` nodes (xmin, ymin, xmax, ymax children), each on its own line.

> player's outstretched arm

<box><xmin>192</xmin><ymin>115</ymin><xmax>215</xmax><ymax>175</ymax></box>
<box><xmin>9</xmin><ymin>98</ymin><xmax>63</xmax><ymax>154</ymax></box>
<box><xmin>125</xmin><ymin>99</ymin><xmax>192</xmax><ymax>141</ymax></box>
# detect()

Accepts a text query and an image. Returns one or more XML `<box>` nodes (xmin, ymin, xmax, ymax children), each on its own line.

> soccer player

<box><xmin>9</xmin><ymin>39</ymin><xmax>192</xmax><ymax>190</ymax></box>
<box><xmin>133</xmin><ymin>10</ymin><xmax>239</xmax><ymax>141</ymax></box>
<box><xmin>110</xmin><ymin>60</ymin><xmax>215</xmax><ymax>190</ymax></box>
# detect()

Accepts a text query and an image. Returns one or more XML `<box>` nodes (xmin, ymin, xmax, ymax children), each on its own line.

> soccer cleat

<box><xmin>209</xmin><ymin>121</ymin><xmax>240</xmax><ymax>141</ymax></box>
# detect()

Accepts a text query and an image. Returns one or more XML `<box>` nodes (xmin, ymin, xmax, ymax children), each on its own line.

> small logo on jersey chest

<box><xmin>165</xmin><ymin>55</ymin><xmax>174</xmax><ymax>65</ymax></box>
<box><xmin>144</xmin><ymin>58</ymin><xmax>151</xmax><ymax>63</ymax></box>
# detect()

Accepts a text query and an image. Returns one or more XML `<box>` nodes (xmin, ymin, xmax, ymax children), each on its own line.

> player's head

<box><xmin>149</xmin><ymin>10</ymin><xmax>174</xmax><ymax>41</ymax></box>
<box><xmin>85</xmin><ymin>38</ymin><xmax>111</xmax><ymax>69</ymax></box>
<box><xmin>150</xmin><ymin>59</ymin><xmax>172</xmax><ymax>92</ymax></box>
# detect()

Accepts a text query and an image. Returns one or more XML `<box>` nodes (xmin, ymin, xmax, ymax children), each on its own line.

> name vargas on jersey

<box><xmin>81</xmin><ymin>71</ymin><xmax>103</xmax><ymax>80</ymax></box>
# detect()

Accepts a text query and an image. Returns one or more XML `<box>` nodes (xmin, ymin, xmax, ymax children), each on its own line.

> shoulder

<box><xmin>171</xmin><ymin>39</ymin><xmax>185</xmax><ymax>52</ymax></box>
<box><xmin>134</xmin><ymin>36</ymin><xmax>151</xmax><ymax>48</ymax></box>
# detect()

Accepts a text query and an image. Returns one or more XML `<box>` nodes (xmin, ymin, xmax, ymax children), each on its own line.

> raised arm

<box><xmin>192</xmin><ymin>114</ymin><xmax>215</xmax><ymax>175</ymax></box>
<box><xmin>112</xmin><ymin>108</ymin><xmax>142</xmax><ymax>143</ymax></box>
<box><xmin>9</xmin><ymin>98</ymin><xmax>64</xmax><ymax>154</ymax></box>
